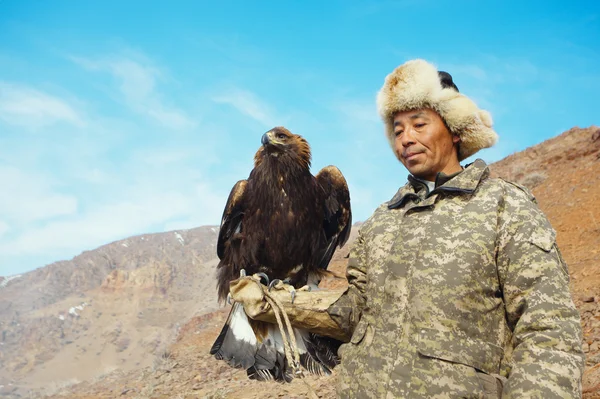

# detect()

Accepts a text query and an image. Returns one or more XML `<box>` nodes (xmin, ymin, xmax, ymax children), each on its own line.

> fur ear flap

<box><xmin>377</xmin><ymin>59</ymin><xmax>498</xmax><ymax>161</ymax></box>
<box><xmin>478</xmin><ymin>110</ymin><xmax>494</xmax><ymax>128</ymax></box>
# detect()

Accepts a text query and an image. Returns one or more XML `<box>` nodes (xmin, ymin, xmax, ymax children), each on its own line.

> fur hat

<box><xmin>376</xmin><ymin>59</ymin><xmax>498</xmax><ymax>161</ymax></box>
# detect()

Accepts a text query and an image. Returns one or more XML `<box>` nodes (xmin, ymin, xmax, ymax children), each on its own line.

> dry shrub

<box><xmin>115</xmin><ymin>337</ymin><xmax>131</xmax><ymax>352</ymax></box>
<box><xmin>152</xmin><ymin>346</ymin><xmax>175</xmax><ymax>372</ymax></box>
<box><xmin>519</xmin><ymin>171</ymin><xmax>547</xmax><ymax>189</ymax></box>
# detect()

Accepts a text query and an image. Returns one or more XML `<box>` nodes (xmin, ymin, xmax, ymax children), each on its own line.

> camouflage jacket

<box><xmin>327</xmin><ymin>159</ymin><xmax>584</xmax><ymax>398</ymax></box>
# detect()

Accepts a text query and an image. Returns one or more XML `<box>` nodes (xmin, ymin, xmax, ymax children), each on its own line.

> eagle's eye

<box><xmin>277</xmin><ymin>133</ymin><xmax>286</xmax><ymax>140</ymax></box>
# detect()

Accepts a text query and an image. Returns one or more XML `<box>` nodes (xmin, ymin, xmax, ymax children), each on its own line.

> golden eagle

<box><xmin>209</xmin><ymin>126</ymin><xmax>352</xmax><ymax>382</ymax></box>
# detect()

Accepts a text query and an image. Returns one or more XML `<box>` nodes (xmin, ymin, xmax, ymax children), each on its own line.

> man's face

<box><xmin>393</xmin><ymin>108</ymin><xmax>461</xmax><ymax>181</ymax></box>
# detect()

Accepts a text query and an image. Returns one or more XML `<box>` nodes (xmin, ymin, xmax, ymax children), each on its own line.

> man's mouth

<box><xmin>403</xmin><ymin>151</ymin><xmax>422</xmax><ymax>160</ymax></box>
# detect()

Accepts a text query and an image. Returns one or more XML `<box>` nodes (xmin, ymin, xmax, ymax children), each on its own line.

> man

<box><xmin>228</xmin><ymin>59</ymin><xmax>585</xmax><ymax>398</ymax></box>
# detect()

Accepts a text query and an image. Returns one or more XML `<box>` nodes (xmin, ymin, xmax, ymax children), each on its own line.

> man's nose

<box><xmin>401</xmin><ymin>127</ymin><xmax>416</xmax><ymax>147</ymax></box>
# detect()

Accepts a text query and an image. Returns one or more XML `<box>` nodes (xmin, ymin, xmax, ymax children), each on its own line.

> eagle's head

<box><xmin>254</xmin><ymin>127</ymin><xmax>311</xmax><ymax>169</ymax></box>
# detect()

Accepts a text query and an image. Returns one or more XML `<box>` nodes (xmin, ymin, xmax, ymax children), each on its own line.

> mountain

<box><xmin>0</xmin><ymin>226</ymin><xmax>221</xmax><ymax>397</ymax></box>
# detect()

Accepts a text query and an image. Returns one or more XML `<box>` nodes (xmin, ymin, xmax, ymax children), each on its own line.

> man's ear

<box><xmin>452</xmin><ymin>134</ymin><xmax>460</xmax><ymax>144</ymax></box>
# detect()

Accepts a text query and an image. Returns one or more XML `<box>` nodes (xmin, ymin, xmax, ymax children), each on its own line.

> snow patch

<box><xmin>121</xmin><ymin>243</ymin><xmax>128</xmax><ymax>247</ymax></box>
<box><xmin>67</xmin><ymin>302</ymin><xmax>89</xmax><ymax>318</ymax></box>
<box><xmin>58</xmin><ymin>315</ymin><xmax>65</xmax><ymax>321</ymax></box>
<box><xmin>0</xmin><ymin>274</ymin><xmax>22</xmax><ymax>288</ymax></box>
<box><xmin>211</xmin><ymin>227</ymin><xmax>217</xmax><ymax>233</ymax></box>
<box><xmin>174</xmin><ymin>232</ymin><xmax>185</xmax><ymax>245</ymax></box>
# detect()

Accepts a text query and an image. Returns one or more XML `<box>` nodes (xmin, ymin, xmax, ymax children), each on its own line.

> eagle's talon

<box><xmin>227</xmin><ymin>292</ymin><xmax>233</xmax><ymax>305</ymax></box>
<box><xmin>255</xmin><ymin>272</ymin><xmax>270</xmax><ymax>286</ymax></box>
<box><xmin>268</xmin><ymin>279</ymin><xmax>297</xmax><ymax>304</ymax></box>
<box><xmin>239</xmin><ymin>269</ymin><xmax>247</xmax><ymax>278</ymax></box>
<box><xmin>268</xmin><ymin>279</ymin><xmax>283</xmax><ymax>291</ymax></box>
<box><xmin>298</xmin><ymin>285</ymin><xmax>312</xmax><ymax>292</ymax></box>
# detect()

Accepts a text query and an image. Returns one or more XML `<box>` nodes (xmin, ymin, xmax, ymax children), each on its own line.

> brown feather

<box><xmin>250</xmin><ymin>319</ymin><xmax>270</xmax><ymax>342</ymax></box>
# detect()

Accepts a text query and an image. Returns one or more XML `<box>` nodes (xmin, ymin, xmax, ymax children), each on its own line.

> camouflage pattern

<box><xmin>327</xmin><ymin>158</ymin><xmax>585</xmax><ymax>398</ymax></box>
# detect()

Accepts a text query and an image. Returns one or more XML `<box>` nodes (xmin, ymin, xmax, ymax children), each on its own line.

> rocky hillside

<box><xmin>0</xmin><ymin>226</ymin><xmax>221</xmax><ymax>397</ymax></box>
<box><xmin>489</xmin><ymin>126</ymin><xmax>600</xmax><ymax>396</ymax></box>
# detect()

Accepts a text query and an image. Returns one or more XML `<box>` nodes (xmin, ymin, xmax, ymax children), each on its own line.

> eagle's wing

<box><xmin>315</xmin><ymin>165</ymin><xmax>352</xmax><ymax>269</ymax></box>
<box><xmin>217</xmin><ymin>179</ymin><xmax>247</xmax><ymax>260</ymax></box>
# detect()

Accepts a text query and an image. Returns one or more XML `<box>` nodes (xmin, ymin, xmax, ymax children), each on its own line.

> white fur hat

<box><xmin>376</xmin><ymin>59</ymin><xmax>498</xmax><ymax>161</ymax></box>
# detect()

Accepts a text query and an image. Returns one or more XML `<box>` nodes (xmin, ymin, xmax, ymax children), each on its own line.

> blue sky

<box><xmin>0</xmin><ymin>0</ymin><xmax>598</xmax><ymax>276</ymax></box>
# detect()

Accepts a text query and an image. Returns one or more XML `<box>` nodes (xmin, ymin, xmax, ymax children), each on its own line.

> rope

<box><xmin>262</xmin><ymin>288</ymin><xmax>319</xmax><ymax>399</ymax></box>
<box><xmin>263</xmin><ymin>293</ymin><xmax>298</xmax><ymax>370</ymax></box>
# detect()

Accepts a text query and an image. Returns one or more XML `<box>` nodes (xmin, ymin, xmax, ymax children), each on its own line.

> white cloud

<box><xmin>0</xmin><ymin>82</ymin><xmax>83</xmax><ymax>128</ymax></box>
<box><xmin>71</xmin><ymin>55</ymin><xmax>196</xmax><ymax>130</ymax></box>
<box><xmin>146</xmin><ymin>107</ymin><xmax>195</xmax><ymax>130</ymax></box>
<box><xmin>162</xmin><ymin>183</ymin><xmax>228</xmax><ymax>232</ymax></box>
<box><xmin>346</xmin><ymin>181</ymin><xmax>376</xmax><ymax>215</ymax></box>
<box><xmin>130</xmin><ymin>140</ymin><xmax>221</xmax><ymax>169</ymax></box>
<box><xmin>76</xmin><ymin>167</ymin><xmax>110</xmax><ymax>184</ymax></box>
<box><xmin>442</xmin><ymin>64</ymin><xmax>488</xmax><ymax>82</ymax></box>
<box><xmin>334</xmin><ymin>100</ymin><xmax>379</xmax><ymax>124</ymax></box>
<box><xmin>212</xmin><ymin>87</ymin><xmax>283</xmax><ymax>127</ymax></box>
<box><xmin>0</xmin><ymin>181</ymin><xmax>226</xmax><ymax>257</ymax></box>
<box><xmin>0</xmin><ymin>221</ymin><xmax>9</xmax><ymax>236</ymax></box>
<box><xmin>196</xmin><ymin>35</ymin><xmax>266</xmax><ymax>65</ymax></box>
<box><xmin>133</xmin><ymin>148</ymin><xmax>192</xmax><ymax>166</ymax></box>
<box><xmin>502</xmin><ymin>60</ymin><xmax>540</xmax><ymax>83</ymax></box>
<box><xmin>0</xmin><ymin>141</ymin><xmax>228</xmax><ymax>264</ymax></box>
<box><xmin>0</xmin><ymin>166</ymin><xmax>78</xmax><ymax>224</ymax></box>
<box><xmin>1</xmin><ymin>192</ymin><xmax>188</xmax><ymax>255</ymax></box>
<box><xmin>445</xmin><ymin>57</ymin><xmax>550</xmax><ymax>91</ymax></box>
<box><xmin>107</xmin><ymin>59</ymin><xmax>157</xmax><ymax>103</ymax></box>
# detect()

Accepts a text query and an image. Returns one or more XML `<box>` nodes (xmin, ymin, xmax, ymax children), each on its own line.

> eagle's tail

<box><xmin>209</xmin><ymin>302</ymin><xmax>258</xmax><ymax>369</ymax></box>
<box><xmin>210</xmin><ymin>302</ymin><xmax>341</xmax><ymax>382</ymax></box>
<box><xmin>247</xmin><ymin>325</ymin><xmax>340</xmax><ymax>382</ymax></box>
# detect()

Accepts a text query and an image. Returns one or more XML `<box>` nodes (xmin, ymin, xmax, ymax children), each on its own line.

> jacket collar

<box><xmin>387</xmin><ymin>158</ymin><xmax>489</xmax><ymax>209</ymax></box>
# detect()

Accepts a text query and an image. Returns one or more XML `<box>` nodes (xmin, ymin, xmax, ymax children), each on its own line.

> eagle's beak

<box><xmin>261</xmin><ymin>132</ymin><xmax>271</xmax><ymax>146</ymax></box>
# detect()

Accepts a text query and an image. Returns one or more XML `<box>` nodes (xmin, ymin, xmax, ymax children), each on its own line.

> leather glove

<box><xmin>229</xmin><ymin>274</ymin><xmax>350</xmax><ymax>342</ymax></box>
